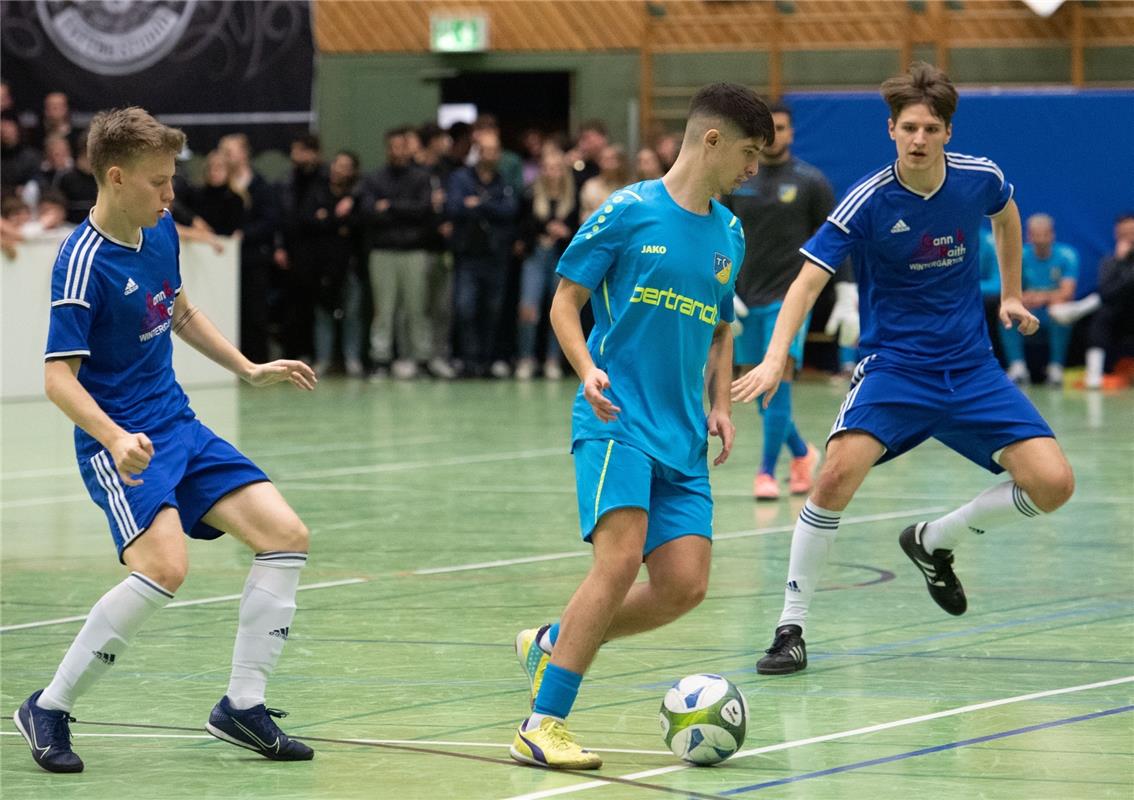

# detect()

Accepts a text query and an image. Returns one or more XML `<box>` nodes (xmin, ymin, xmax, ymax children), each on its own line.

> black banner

<box><xmin>1</xmin><ymin>0</ymin><xmax>314</xmax><ymax>152</ymax></box>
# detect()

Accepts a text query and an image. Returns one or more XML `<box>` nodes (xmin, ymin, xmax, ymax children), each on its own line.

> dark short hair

<box><xmin>447</xmin><ymin>121</ymin><xmax>472</xmax><ymax>141</ymax></box>
<box><xmin>688</xmin><ymin>83</ymin><xmax>775</xmax><ymax>145</ymax></box>
<box><xmin>292</xmin><ymin>133</ymin><xmax>321</xmax><ymax>152</ymax></box>
<box><xmin>769</xmin><ymin>101</ymin><xmax>792</xmax><ymax>121</ymax></box>
<box><xmin>880</xmin><ymin>61</ymin><xmax>958</xmax><ymax>125</ymax></box>
<box><xmin>418</xmin><ymin>122</ymin><xmax>445</xmax><ymax>146</ymax></box>
<box><xmin>385</xmin><ymin>125</ymin><xmax>414</xmax><ymax>141</ymax></box>
<box><xmin>577</xmin><ymin>119</ymin><xmax>608</xmax><ymax>137</ymax></box>
<box><xmin>333</xmin><ymin>150</ymin><xmax>360</xmax><ymax>171</ymax></box>
<box><xmin>1117</xmin><ymin>212</ymin><xmax>1134</xmax><ymax>225</ymax></box>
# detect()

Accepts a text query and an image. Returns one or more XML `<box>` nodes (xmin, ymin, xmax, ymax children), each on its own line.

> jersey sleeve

<box><xmin>800</xmin><ymin>219</ymin><xmax>855</xmax><ymax>276</ymax></box>
<box><xmin>719</xmin><ymin>215</ymin><xmax>745</xmax><ymax>323</ymax></box>
<box><xmin>981</xmin><ymin>158</ymin><xmax>1014</xmax><ymax>217</ymax></box>
<box><xmin>45</xmin><ymin>230</ymin><xmax>101</xmax><ymax>361</ymax></box>
<box><xmin>556</xmin><ymin>189</ymin><xmax>636</xmax><ymax>290</ymax></box>
<box><xmin>1059</xmin><ymin>244</ymin><xmax>1080</xmax><ymax>281</ymax></box>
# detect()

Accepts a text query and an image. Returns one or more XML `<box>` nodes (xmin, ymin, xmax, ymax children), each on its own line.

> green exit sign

<box><xmin>430</xmin><ymin>14</ymin><xmax>489</xmax><ymax>53</ymax></box>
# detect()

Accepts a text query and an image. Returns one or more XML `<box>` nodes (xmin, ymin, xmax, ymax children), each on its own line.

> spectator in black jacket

<box><xmin>186</xmin><ymin>150</ymin><xmax>245</xmax><ymax>236</ymax></box>
<box><xmin>2</xmin><ymin>112</ymin><xmax>41</xmax><ymax>192</ymax></box>
<box><xmin>1085</xmin><ymin>213</ymin><xmax>1134</xmax><ymax>389</ymax></box>
<box><xmin>446</xmin><ymin>131</ymin><xmax>519</xmax><ymax>378</ymax></box>
<box><xmin>278</xmin><ymin>134</ymin><xmax>327</xmax><ymax>361</ymax></box>
<box><xmin>362</xmin><ymin>126</ymin><xmax>435</xmax><ymax>379</ymax></box>
<box><xmin>515</xmin><ymin>147</ymin><xmax>577</xmax><ymax>380</ymax></box>
<box><xmin>55</xmin><ymin>130</ymin><xmax>97</xmax><ymax>225</ymax></box>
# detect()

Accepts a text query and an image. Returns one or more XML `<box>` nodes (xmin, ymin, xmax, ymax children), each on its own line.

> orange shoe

<box><xmin>754</xmin><ymin>473</ymin><xmax>780</xmax><ymax>501</ymax></box>
<box><xmin>789</xmin><ymin>444</ymin><xmax>820</xmax><ymax>495</ymax></box>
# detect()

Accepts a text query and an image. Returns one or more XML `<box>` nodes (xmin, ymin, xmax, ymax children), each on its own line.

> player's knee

<box><xmin>277</xmin><ymin>517</ymin><xmax>309</xmax><ymax>553</ymax></box>
<box><xmin>596</xmin><ymin>550</ymin><xmax>643</xmax><ymax>588</ymax></box>
<box><xmin>140</xmin><ymin>560</ymin><xmax>188</xmax><ymax>593</ymax></box>
<box><xmin>1026</xmin><ymin>462</ymin><xmax>1075</xmax><ymax>513</ymax></box>
<box><xmin>810</xmin><ymin>464</ymin><xmax>854</xmax><ymax>511</ymax></box>
<box><xmin>668</xmin><ymin>577</ymin><xmax>708</xmax><ymax>615</ymax></box>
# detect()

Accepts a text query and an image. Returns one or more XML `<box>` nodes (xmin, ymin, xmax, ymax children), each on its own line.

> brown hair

<box><xmin>86</xmin><ymin>107</ymin><xmax>185</xmax><ymax>185</ymax></box>
<box><xmin>880</xmin><ymin>62</ymin><xmax>958</xmax><ymax>125</ymax></box>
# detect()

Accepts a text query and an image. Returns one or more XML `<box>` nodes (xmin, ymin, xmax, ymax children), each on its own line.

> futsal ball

<box><xmin>659</xmin><ymin>673</ymin><xmax>748</xmax><ymax>765</ymax></box>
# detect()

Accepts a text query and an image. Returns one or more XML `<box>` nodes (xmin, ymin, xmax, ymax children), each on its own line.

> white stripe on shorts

<box><xmin>91</xmin><ymin>451</ymin><xmax>140</xmax><ymax>543</ymax></box>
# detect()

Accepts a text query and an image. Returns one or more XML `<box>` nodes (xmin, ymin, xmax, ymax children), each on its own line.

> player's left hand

<box><xmin>246</xmin><ymin>360</ymin><xmax>318</xmax><ymax>390</ymax></box>
<box><xmin>708</xmin><ymin>409</ymin><xmax>734</xmax><ymax>466</ymax></box>
<box><xmin>999</xmin><ymin>297</ymin><xmax>1040</xmax><ymax>336</ymax></box>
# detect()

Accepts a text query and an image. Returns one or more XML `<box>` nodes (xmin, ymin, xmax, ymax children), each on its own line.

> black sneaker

<box><xmin>900</xmin><ymin>522</ymin><xmax>967</xmax><ymax>616</ymax></box>
<box><xmin>206</xmin><ymin>696</ymin><xmax>314</xmax><ymax>761</ymax></box>
<box><xmin>12</xmin><ymin>689</ymin><xmax>84</xmax><ymax>773</ymax></box>
<box><xmin>756</xmin><ymin>625</ymin><xmax>807</xmax><ymax>675</ymax></box>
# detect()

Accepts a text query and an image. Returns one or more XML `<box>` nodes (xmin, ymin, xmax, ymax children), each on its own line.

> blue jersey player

<box><xmin>732</xmin><ymin>63</ymin><xmax>1074</xmax><ymax>675</ymax></box>
<box><xmin>509</xmin><ymin>84</ymin><xmax>774</xmax><ymax>769</ymax></box>
<box><xmin>14</xmin><ymin>108</ymin><xmax>318</xmax><ymax>773</ymax></box>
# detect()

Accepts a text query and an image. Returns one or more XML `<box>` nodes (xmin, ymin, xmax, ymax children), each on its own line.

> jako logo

<box><xmin>641</xmin><ymin>244</ymin><xmax>667</xmax><ymax>254</ymax></box>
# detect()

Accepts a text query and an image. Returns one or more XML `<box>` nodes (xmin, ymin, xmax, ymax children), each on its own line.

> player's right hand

<box><xmin>731</xmin><ymin>358</ymin><xmax>785</xmax><ymax>407</ymax></box>
<box><xmin>111</xmin><ymin>432</ymin><xmax>154</xmax><ymax>486</ymax></box>
<box><xmin>583</xmin><ymin>368</ymin><xmax>621</xmax><ymax>423</ymax></box>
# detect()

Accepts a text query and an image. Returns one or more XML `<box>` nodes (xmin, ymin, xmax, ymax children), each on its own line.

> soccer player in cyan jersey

<box><xmin>14</xmin><ymin>108</ymin><xmax>318</xmax><ymax>772</ymax></box>
<box><xmin>509</xmin><ymin>84</ymin><xmax>773</xmax><ymax>769</ymax></box>
<box><xmin>732</xmin><ymin>63</ymin><xmax>1074</xmax><ymax>675</ymax></box>
<box><xmin>724</xmin><ymin>102</ymin><xmax>837</xmax><ymax>501</ymax></box>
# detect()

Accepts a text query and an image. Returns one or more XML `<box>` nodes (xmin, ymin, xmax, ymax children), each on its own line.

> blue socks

<box><xmin>760</xmin><ymin>381</ymin><xmax>805</xmax><ymax>474</ymax></box>
<box><xmin>533</xmin><ymin>663</ymin><xmax>582</xmax><ymax>719</ymax></box>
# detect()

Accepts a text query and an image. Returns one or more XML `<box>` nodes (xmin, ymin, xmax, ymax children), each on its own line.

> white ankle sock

<box><xmin>524</xmin><ymin>712</ymin><xmax>562</xmax><ymax>731</ymax></box>
<box><xmin>38</xmin><ymin>572</ymin><xmax>173</xmax><ymax>712</ymax></box>
<box><xmin>226</xmin><ymin>552</ymin><xmax>306</xmax><ymax>710</ymax></box>
<box><xmin>921</xmin><ymin>481</ymin><xmax>1042</xmax><ymax>553</ymax></box>
<box><xmin>1086</xmin><ymin>347</ymin><xmax>1105</xmax><ymax>387</ymax></box>
<box><xmin>776</xmin><ymin>501</ymin><xmax>840</xmax><ymax>635</ymax></box>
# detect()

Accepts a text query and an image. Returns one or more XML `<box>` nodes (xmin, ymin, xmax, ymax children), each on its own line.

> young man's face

<box><xmin>761</xmin><ymin>112</ymin><xmax>793</xmax><ymax>163</ymax></box>
<box><xmin>712</xmin><ymin>129</ymin><xmax>763</xmax><ymax>195</ymax></box>
<box><xmin>111</xmin><ymin>151</ymin><xmax>176</xmax><ymax>229</ymax></box>
<box><xmin>888</xmin><ymin>103</ymin><xmax>950</xmax><ymax>175</ymax></box>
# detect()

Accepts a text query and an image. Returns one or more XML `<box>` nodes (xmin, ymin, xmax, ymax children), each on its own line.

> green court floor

<box><xmin>2</xmin><ymin>376</ymin><xmax>1131</xmax><ymax>799</ymax></box>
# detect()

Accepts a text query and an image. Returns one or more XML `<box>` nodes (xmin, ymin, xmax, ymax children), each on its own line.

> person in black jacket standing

<box><xmin>362</xmin><ymin>126</ymin><xmax>435</xmax><ymax>379</ymax></box>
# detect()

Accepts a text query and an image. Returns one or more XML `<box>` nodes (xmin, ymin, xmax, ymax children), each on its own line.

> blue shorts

<box><xmin>78</xmin><ymin>419</ymin><xmax>268</xmax><ymax>562</ymax></box>
<box><xmin>733</xmin><ymin>300</ymin><xmax>810</xmax><ymax>367</ymax></box>
<box><xmin>573</xmin><ymin>439</ymin><xmax>713</xmax><ymax>557</ymax></box>
<box><xmin>830</xmin><ymin>355</ymin><xmax>1055</xmax><ymax>473</ymax></box>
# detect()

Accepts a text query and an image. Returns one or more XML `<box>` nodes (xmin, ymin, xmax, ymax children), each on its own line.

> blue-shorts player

<box><xmin>13</xmin><ymin>108</ymin><xmax>319</xmax><ymax>773</ymax></box>
<box><xmin>508</xmin><ymin>84</ymin><xmax>773</xmax><ymax>770</ymax></box>
<box><xmin>732</xmin><ymin>63</ymin><xmax>1074</xmax><ymax>675</ymax></box>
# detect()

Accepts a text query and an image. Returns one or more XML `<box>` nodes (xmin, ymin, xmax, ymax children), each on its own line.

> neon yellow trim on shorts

<box><xmin>594</xmin><ymin>440</ymin><xmax>616</xmax><ymax>523</ymax></box>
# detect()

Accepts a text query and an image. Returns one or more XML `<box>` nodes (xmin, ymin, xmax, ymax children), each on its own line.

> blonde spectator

<box><xmin>578</xmin><ymin>144</ymin><xmax>629</xmax><ymax>221</ymax></box>
<box><xmin>635</xmin><ymin>147</ymin><xmax>664</xmax><ymax>180</ymax></box>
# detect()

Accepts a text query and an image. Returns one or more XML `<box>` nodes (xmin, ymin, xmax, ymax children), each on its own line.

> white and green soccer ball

<box><xmin>658</xmin><ymin>673</ymin><xmax>748</xmax><ymax>766</ymax></box>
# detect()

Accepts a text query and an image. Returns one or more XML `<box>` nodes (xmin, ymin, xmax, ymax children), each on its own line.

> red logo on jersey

<box><xmin>139</xmin><ymin>280</ymin><xmax>175</xmax><ymax>342</ymax></box>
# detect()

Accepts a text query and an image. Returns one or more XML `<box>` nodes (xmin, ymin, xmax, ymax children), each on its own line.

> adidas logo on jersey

<box><xmin>124</xmin><ymin>277</ymin><xmax>139</xmax><ymax>295</ymax></box>
<box><xmin>269</xmin><ymin>627</ymin><xmax>290</xmax><ymax>640</ymax></box>
<box><xmin>890</xmin><ymin>219</ymin><xmax>911</xmax><ymax>234</ymax></box>
<box><xmin>93</xmin><ymin>650</ymin><xmax>116</xmax><ymax>665</ymax></box>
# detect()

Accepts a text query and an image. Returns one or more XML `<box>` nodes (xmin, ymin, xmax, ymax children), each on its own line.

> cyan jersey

<box><xmin>556</xmin><ymin>179</ymin><xmax>743</xmax><ymax>476</ymax></box>
<box><xmin>801</xmin><ymin>152</ymin><xmax>1014</xmax><ymax>370</ymax></box>
<box><xmin>45</xmin><ymin>212</ymin><xmax>193</xmax><ymax>454</ymax></box>
<box><xmin>1022</xmin><ymin>242</ymin><xmax>1079</xmax><ymax>291</ymax></box>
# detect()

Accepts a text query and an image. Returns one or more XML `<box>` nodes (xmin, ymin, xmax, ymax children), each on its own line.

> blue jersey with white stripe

<box><xmin>801</xmin><ymin>153</ymin><xmax>1014</xmax><ymax>370</ymax></box>
<box><xmin>556</xmin><ymin>179</ymin><xmax>742</xmax><ymax>476</ymax></box>
<box><xmin>45</xmin><ymin>212</ymin><xmax>193</xmax><ymax>454</ymax></box>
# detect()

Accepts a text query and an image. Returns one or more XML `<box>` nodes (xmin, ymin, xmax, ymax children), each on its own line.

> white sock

<box><xmin>537</xmin><ymin>627</ymin><xmax>554</xmax><ymax>654</ymax></box>
<box><xmin>523</xmin><ymin>712</ymin><xmax>562</xmax><ymax>731</ymax></box>
<box><xmin>1086</xmin><ymin>347</ymin><xmax>1105</xmax><ymax>387</ymax></box>
<box><xmin>921</xmin><ymin>481</ymin><xmax>1042</xmax><ymax>553</ymax></box>
<box><xmin>226</xmin><ymin>551</ymin><xmax>306</xmax><ymax>710</ymax></box>
<box><xmin>776</xmin><ymin>501</ymin><xmax>840</xmax><ymax>635</ymax></box>
<box><xmin>38</xmin><ymin>572</ymin><xmax>173</xmax><ymax>712</ymax></box>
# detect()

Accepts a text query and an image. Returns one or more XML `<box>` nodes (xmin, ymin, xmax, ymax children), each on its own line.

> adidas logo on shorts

<box><xmin>890</xmin><ymin>219</ymin><xmax>911</xmax><ymax>234</ymax></box>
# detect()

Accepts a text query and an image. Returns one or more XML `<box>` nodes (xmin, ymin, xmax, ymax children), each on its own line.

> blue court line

<box><xmin>720</xmin><ymin>704</ymin><xmax>1134</xmax><ymax>795</ymax></box>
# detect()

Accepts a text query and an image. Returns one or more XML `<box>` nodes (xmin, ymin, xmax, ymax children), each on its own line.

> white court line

<box><xmin>0</xmin><ymin>578</ymin><xmax>367</xmax><ymax>633</ymax></box>
<box><xmin>1</xmin><ymin>492</ymin><xmax>90</xmax><ymax>509</ymax></box>
<box><xmin>0</xmin><ymin>730</ymin><xmax>670</xmax><ymax>755</ymax></box>
<box><xmin>502</xmin><ymin>675</ymin><xmax>1134</xmax><ymax>800</ymax></box>
<box><xmin>282</xmin><ymin>447</ymin><xmax>564</xmax><ymax>480</ymax></box>
<box><xmin>414</xmin><ymin>507</ymin><xmax>946</xmax><ymax>575</ymax></box>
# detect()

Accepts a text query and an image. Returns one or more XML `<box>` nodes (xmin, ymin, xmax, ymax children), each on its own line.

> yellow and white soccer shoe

<box><xmin>510</xmin><ymin>717</ymin><xmax>602</xmax><ymax>770</ymax></box>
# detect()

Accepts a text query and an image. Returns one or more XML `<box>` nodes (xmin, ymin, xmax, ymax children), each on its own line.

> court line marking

<box><xmin>282</xmin><ymin>447</ymin><xmax>564</xmax><ymax>480</ymax></box>
<box><xmin>0</xmin><ymin>578</ymin><xmax>367</xmax><ymax>633</ymax></box>
<box><xmin>0</xmin><ymin>730</ymin><xmax>670</xmax><ymax>754</ymax></box>
<box><xmin>500</xmin><ymin>675</ymin><xmax>1134</xmax><ymax>800</ymax></box>
<box><xmin>721</xmin><ymin>704</ymin><xmax>1134</xmax><ymax>795</ymax></box>
<box><xmin>413</xmin><ymin>507</ymin><xmax>946</xmax><ymax>575</ymax></box>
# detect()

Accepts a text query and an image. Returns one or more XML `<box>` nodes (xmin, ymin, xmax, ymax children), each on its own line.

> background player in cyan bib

<box><xmin>732</xmin><ymin>63</ymin><xmax>1074</xmax><ymax>675</ymax></box>
<box><xmin>724</xmin><ymin>101</ymin><xmax>838</xmax><ymax>501</ymax></box>
<box><xmin>509</xmin><ymin>84</ymin><xmax>774</xmax><ymax>770</ymax></box>
<box><xmin>14</xmin><ymin>108</ymin><xmax>319</xmax><ymax>774</ymax></box>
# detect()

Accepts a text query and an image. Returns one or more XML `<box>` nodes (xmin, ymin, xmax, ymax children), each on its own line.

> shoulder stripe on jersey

<box><xmin>75</xmin><ymin>238</ymin><xmax>102</xmax><ymax>302</ymax></box>
<box><xmin>62</xmin><ymin>227</ymin><xmax>95</xmax><ymax>301</ymax></box>
<box><xmin>947</xmin><ymin>153</ymin><xmax>1004</xmax><ymax>180</ymax></box>
<box><xmin>66</xmin><ymin>228</ymin><xmax>98</xmax><ymax>299</ymax></box>
<box><xmin>948</xmin><ymin>161</ymin><xmax>1006</xmax><ymax>186</ymax></box>
<box><xmin>830</xmin><ymin>166</ymin><xmax>891</xmax><ymax>222</ymax></box>
<box><xmin>832</xmin><ymin>174</ymin><xmax>894</xmax><ymax>228</ymax></box>
<box><xmin>619</xmin><ymin>188</ymin><xmax>643</xmax><ymax>202</ymax></box>
<box><xmin>799</xmin><ymin>247</ymin><xmax>838</xmax><ymax>275</ymax></box>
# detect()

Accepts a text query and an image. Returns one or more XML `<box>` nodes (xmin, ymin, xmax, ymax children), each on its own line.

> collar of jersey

<box><xmin>87</xmin><ymin>211</ymin><xmax>145</xmax><ymax>252</ymax></box>
<box><xmin>891</xmin><ymin>160</ymin><xmax>946</xmax><ymax>201</ymax></box>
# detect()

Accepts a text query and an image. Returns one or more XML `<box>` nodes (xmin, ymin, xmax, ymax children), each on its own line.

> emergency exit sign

<box><xmin>430</xmin><ymin>14</ymin><xmax>489</xmax><ymax>52</ymax></box>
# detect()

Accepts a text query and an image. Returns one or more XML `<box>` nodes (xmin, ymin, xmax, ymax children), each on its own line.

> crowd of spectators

<box><xmin>4</xmin><ymin>83</ymin><xmax>1131</xmax><ymax>387</ymax></box>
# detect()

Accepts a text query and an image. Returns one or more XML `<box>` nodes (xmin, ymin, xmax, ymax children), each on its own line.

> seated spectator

<box><xmin>56</xmin><ymin>130</ymin><xmax>98</xmax><ymax>225</ymax></box>
<box><xmin>578</xmin><ymin>144</ymin><xmax>629</xmax><ymax>221</ymax></box>
<box><xmin>635</xmin><ymin>146</ymin><xmax>664</xmax><ymax>181</ymax></box>
<box><xmin>1</xmin><ymin>111</ymin><xmax>40</xmax><ymax>191</ymax></box>
<box><xmin>515</xmin><ymin>147</ymin><xmax>577</xmax><ymax>380</ymax></box>
<box><xmin>1084</xmin><ymin>213</ymin><xmax>1134</xmax><ymax>389</ymax></box>
<box><xmin>34</xmin><ymin>134</ymin><xmax>73</xmax><ymax>193</ymax></box>
<box><xmin>1000</xmin><ymin>213</ymin><xmax>1078</xmax><ymax>386</ymax></box>
<box><xmin>17</xmin><ymin>189</ymin><xmax>71</xmax><ymax>238</ymax></box>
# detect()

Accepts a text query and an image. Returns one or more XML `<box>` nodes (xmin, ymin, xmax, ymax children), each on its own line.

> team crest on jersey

<box><xmin>713</xmin><ymin>252</ymin><xmax>732</xmax><ymax>284</ymax></box>
<box><xmin>778</xmin><ymin>184</ymin><xmax>798</xmax><ymax>204</ymax></box>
